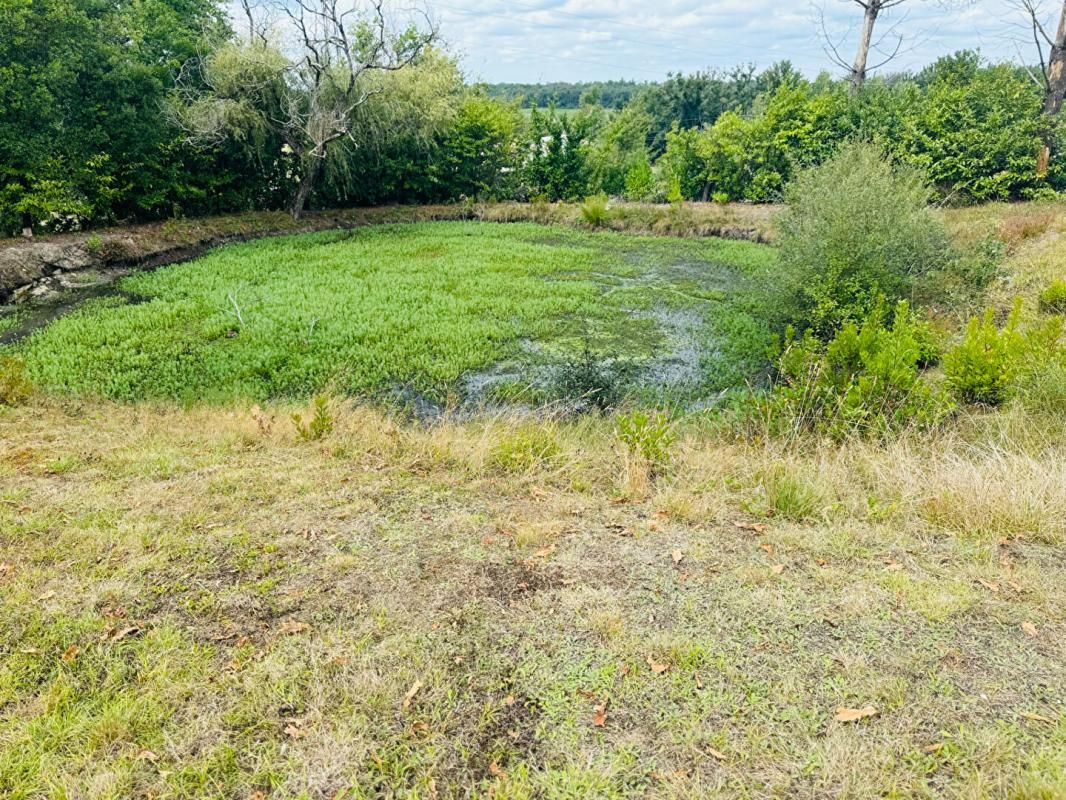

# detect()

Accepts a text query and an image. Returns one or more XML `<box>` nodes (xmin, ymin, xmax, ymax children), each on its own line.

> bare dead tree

<box><xmin>819</xmin><ymin>0</ymin><xmax>909</xmax><ymax>92</ymax></box>
<box><xmin>278</xmin><ymin>0</ymin><xmax>435</xmax><ymax>218</ymax></box>
<box><xmin>1015</xmin><ymin>0</ymin><xmax>1066</xmax><ymax>173</ymax></box>
<box><xmin>175</xmin><ymin>0</ymin><xmax>435</xmax><ymax>220</ymax></box>
<box><xmin>1018</xmin><ymin>0</ymin><xmax>1066</xmax><ymax>115</ymax></box>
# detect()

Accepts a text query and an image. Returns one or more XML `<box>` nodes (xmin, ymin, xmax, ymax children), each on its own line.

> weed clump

<box><xmin>1038</xmin><ymin>279</ymin><xmax>1066</xmax><ymax>315</ymax></box>
<box><xmin>489</xmin><ymin>426</ymin><xmax>561</xmax><ymax>473</ymax></box>
<box><xmin>616</xmin><ymin>409</ymin><xmax>676</xmax><ymax>473</ymax></box>
<box><xmin>944</xmin><ymin>302</ymin><xmax>1063</xmax><ymax>406</ymax></box>
<box><xmin>0</xmin><ymin>356</ymin><xmax>32</xmax><ymax>406</ymax></box>
<box><xmin>553</xmin><ymin>346</ymin><xmax>632</xmax><ymax>412</ymax></box>
<box><xmin>291</xmin><ymin>394</ymin><xmax>334</xmax><ymax>440</ymax></box>
<box><xmin>579</xmin><ymin>193</ymin><xmax>610</xmax><ymax>228</ymax></box>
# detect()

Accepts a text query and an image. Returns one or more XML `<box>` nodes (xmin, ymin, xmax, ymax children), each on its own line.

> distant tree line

<box><xmin>1</xmin><ymin>0</ymin><xmax>1064</xmax><ymax>234</ymax></box>
<box><xmin>485</xmin><ymin>80</ymin><xmax>648</xmax><ymax>109</ymax></box>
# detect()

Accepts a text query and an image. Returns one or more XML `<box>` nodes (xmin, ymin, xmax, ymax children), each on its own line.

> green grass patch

<box><xmin>13</xmin><ymin>222</ymin><xmax>777</xmax><ymax>404</ymax></box>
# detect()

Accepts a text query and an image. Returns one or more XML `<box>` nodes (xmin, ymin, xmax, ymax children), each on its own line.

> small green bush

<box><xmin>0</xmin><ymin>356</ymin><xmax>33</xmax><ymax>406</ymax></box>
<box><xmin>1039</xmin><ymin>280</ymin><xmax>1066</xmax><ymax>315</ymax></box>
<box><xmin>616</xmin><ymin>409</ymin><xmax>676</xmax><ymax>472</ymax></box>
<box><xmin>757</xmin><ymin>301</ymin><xmax>954</xmax><ymax>439</ymax></box>
<box><xmin>777</xmin><ymin>142</ymin><xmax>954</xmax><ymax>338</ymax></box>
<box><xmin>291</xmin><ymin>394</ymin><xmax>334</xmax><ymax>441</ymax></box>
<box><xmin>554</xmin><ymin>346</ymin><xmax>632</xmax><ymax>412</ymax></box>
<box><xmin>580</xmin><ymin>193</ymin><xmax>610</xmax><ymax>228</ymax></box>
<box><xmin>944</xmin><ymin>302</ymin><xmax>1064</xmax><ymax>406</ymax></box>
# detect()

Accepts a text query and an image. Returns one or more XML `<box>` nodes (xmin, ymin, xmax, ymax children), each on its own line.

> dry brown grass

<box><xmin>2</xmin><ymin>398</ymin><xmax>1064</xmax><ymax>798</ymax></box>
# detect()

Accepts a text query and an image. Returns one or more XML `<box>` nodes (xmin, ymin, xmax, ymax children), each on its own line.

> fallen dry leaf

<box><xmin>834</xmin><ymin>705</ymin><xmax>879</xmax><ymax>723</ymax></box>
<box><xmin>770</xmin><ymin>564</ymin><xmax>785</xmax><ymax>575</ymax></box>
<box><xmin>646</xmin><ymin>654</ymin><xmax>670</xmax><ymax>674</ymax></box>
<box><xmin>671</xmin><ymin>549</ymin><xmax>684</xmax><ymax>564</ymax></box>
<box><xmin>279</xmin><ymin>621</ymin><xmax>310</xmax><ymax>635</ymax></box>
<box><xmin>1020</xmin><ymin>711</ymin><xmax>1054</xmax><ymax>724</ymax></box>
<box><xmin>592</xmin><ymin>702</ymin><xmax>608</xmax><ymax>727</ymax></box>
<box><xmin>533</xmin><ymin>543</ymin><xmax>557</xmax><ymax>559</ymax></box>
<box><xmin>402</xmin><ymin>679</ymin><xmax>424</xmax><ymax>709</ymax></box>
<box><xmin>733</xmin><ymin>521</ymin><xmax>769</xmax><ymax>533</ymax></box>
<box><xmin>1022</xmin><ymin>621</ymin><xmax>1039</xmax><ymax>637</ymax></box>
<box><xmin>488</xmin><ymin>761</ymin><xmax>507</xmax><ymax>779</ymax></box>
<box><xmin>61</xmin><ymin>644</ymin><xmax>80</xmax><ymax>663</ymax></box>
<box><xmin>103</xmin><ymin>625</ymin><xmax>140</xmax><ymax>644</ymax></box>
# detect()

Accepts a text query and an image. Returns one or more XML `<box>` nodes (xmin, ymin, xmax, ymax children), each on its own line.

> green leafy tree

<box><xmin>0</xmin><ymin>0</ymin><xmax>235</xmax><ymax>232</ymax></box>
<box><xmin>893</xmin><ymin>56</ymin><xmax>1047</xmax><ymax>200</ymax></box>
<box><xmin>521</xmin><ymin>107</ymin><xmax>594</xmax><ymax>200</ymax></box>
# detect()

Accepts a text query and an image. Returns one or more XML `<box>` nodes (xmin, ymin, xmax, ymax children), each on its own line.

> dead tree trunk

<box><xmin>820</xmin><ymin>0</ymin><xmax>907</xmax><ymax>94</ymax></box>
<box><xmin>851</xmin><ymin>2</ymin><xmax>881</xmax><ymax>92</ymax></box>
<box><xmin>290</xmin><ymin>156</ymin><xmax>323</xmax><ymax>220</ymax></box>
<box><xmin>1043</xmin><ymin>1</ymin><xmax>1066</xmax><ymax>115</ymax></box>
<box><xmin>1021</xmin><ymin>0</ymin><xmax>1066</xmax><ymax>174</ymax></box>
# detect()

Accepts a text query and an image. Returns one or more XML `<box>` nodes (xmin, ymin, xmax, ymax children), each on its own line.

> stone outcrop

<box><xmin>0</xmin><ymin>243</ymin><xmax>100</xmax><ymax>301</ymax></box>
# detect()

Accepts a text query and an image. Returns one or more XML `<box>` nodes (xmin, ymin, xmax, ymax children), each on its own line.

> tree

<box><xmin>176</xmin><ymin>0</ymin><xmax>435</xmax><ymax>219</ymax></box>
<box><xmin>0</xmin><ymin>0</ymin><xmax>232</xmax><ymax>234</ymax></box>
<box><xmin>820</xmin><ymin>0</ymin><xmax>909</xmax><ymax>92</ymax></box>
<box><xmin>1019</xmin><ymin>0</ymin><xmax>1066</xmax><ymax>116</ymax></box>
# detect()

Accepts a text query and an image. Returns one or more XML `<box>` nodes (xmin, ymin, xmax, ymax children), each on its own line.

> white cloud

<box><xmin>433</xmin><ymin>0</ymin><xmax>1029</xmax><ymax>82</ymax></box>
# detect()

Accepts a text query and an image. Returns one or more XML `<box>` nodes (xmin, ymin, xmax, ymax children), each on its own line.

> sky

<box><xmin>430</xmin><ymin>0</ymin><xmax>1046</xmax><ymax>84</ymax></box>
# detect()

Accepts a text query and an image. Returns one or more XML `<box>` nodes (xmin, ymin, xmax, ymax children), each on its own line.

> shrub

<box><xmin>944</xmin><ymin>302</ymin><xmax>1064</xmax><ymax>406</ymax></box>
<box><xmin>776</xmin><ymin>142</ymin><xmax>954</xmax><ymax>338</ymax></box>
<box><xmin>0</xmin><ymin>356</ymin><xmax>33</xmax><ymax>406</ymax></box>
<box><xmin>554</xmin><ymin>346</ymin><xmax>632</xmax><ymax>412</ymax></box>
<box><xmin>291</xmin><ymin>394</ymin><xmax>334</xmax><ymax>441</ymax></box>
<box><xmin>616</xmin><ymin>409</ymin><xmax>676</xmax><ymax>472</ymax></box>
<box><xmin>580</xmin><ymin>193</ymin><xmax>610</xmax><ymax>228</ymax></box>
<box><xmin>756</xmin><ymin>301</ymin><xmax>955</xmax><ymax>439</ymax></box>
<box><xmin>1039</xmin><ymin>280</ymin><xmax>1066</xmax><ymax>315</ymax></box>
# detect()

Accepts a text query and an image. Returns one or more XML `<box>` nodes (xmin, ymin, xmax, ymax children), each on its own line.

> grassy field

<box><xmin>10</xmin><ymin>223</ymin><xmax>777</xmax><ymax>405</ymax></box>
<box><xmin>1</xmin><ymin>200</ymin><xmax>1065</xmax><ymax>798</ymax></box>
<box><xmin>1</xmin><ymin>400</ymin><xmax>1064</xmax><ymax>799</ymax></box>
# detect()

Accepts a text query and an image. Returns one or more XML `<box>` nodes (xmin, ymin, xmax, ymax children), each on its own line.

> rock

<box><xmin>0</xmin><ymin>242</ymin><xmax>99</xmax><ymax>301</ymax></box>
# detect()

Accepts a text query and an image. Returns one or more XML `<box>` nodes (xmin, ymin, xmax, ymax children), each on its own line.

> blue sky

<box><xmin>431</xmin><ymin>0</ymin><xmax>1046</xmax><ymax>83</ymax></box>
